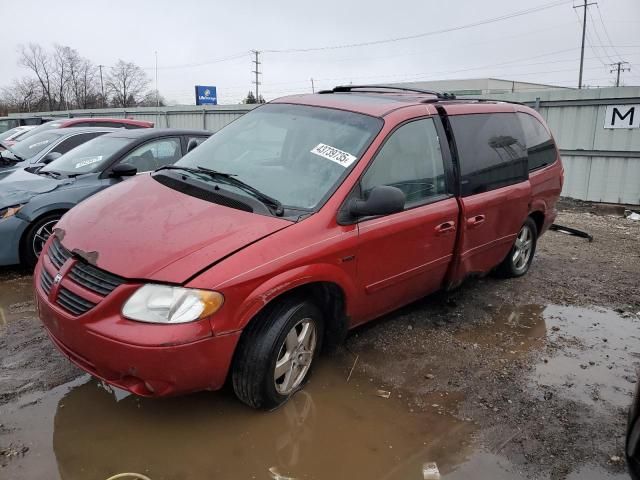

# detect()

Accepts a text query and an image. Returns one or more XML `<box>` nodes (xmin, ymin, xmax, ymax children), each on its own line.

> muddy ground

<box><xmin>0</xmin><ymin>200</ymin><xmax>639</xmax><ymax>480</ymax></box>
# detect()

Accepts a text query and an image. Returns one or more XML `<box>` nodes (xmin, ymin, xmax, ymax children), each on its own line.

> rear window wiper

<box><xmin>155</xmin><ymin>165</ymin><xmax>284</xmax><ymax>216</ymax></box>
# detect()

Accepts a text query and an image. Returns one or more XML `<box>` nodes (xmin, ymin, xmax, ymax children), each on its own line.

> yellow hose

<box><xmin>105</xmin><ymin>474</ymin><xmax>152</xmax><ymax>480</ymax></box>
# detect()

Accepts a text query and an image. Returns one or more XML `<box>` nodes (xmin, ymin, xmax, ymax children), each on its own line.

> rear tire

<box><xmin>495</xmin><ymin>217</ymin><xmax>537</xmax><ymax>278</ymax></box>
<box><xmin>232</xmin><ymin>297</ymin><xmax>323</xmax><ymax>409</ymax></box>
<box><xmin>22</xmin><ymin>213</ymin><xmax>63</xmax><ymax>269</ymax></box>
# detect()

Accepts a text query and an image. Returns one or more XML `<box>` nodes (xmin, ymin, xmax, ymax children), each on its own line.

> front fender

<box><xmin>224</xmin><ymin>263</ymin><xmax>359</xmax><ymax>334</ymax></box>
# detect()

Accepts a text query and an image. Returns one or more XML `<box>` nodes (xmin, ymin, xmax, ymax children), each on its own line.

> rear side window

<box><xmin>450</xmin><ymin>113</ymin><xmax>527</xmax><ymax>196</ymax></box>
<box><xmin>361</xmin><ymin>118</ymin><xmax>447</xmax><ymax>207</ymax></box>
<box><xmin>518</xmin><ymin>113</ymin><xmax>557</xmax><ymax>171</ymax></box>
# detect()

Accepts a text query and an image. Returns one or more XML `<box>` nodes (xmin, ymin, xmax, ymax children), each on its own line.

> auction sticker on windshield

<box><xmin>310</xmin><ymin>143</ymin><xmax>357</xmax><ymax>168</ymax></box>
<box><xmin>75</xmin><ymin>156</ymin><xmax>103</xmax><ymax>169</ymax></box>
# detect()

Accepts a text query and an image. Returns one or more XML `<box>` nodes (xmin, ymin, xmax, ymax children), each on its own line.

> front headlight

<box><xmin>0</xmin><ymin>204</ymin><xmax>24</xmax><ymax>220</ymax></box>
<box><xmin>122</xmin><ymin>284</ymin><xmax>224</xmax><ymax>324</ymax></box>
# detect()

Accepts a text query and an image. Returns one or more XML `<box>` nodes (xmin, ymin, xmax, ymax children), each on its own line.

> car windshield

<box><xmin>175</xmin><ymin>103</ymin><xmax>382</xmax><ymax>210</ymax></box>
<box><xmin>16</xmin><ymin>122</ymin><xmax>62</xmax><ymax>142</ymax></box>
<box><xmin>0</xmin><ymin>128</ymin><xmax>21</xmax><ymax>143</ymax></box>
<box><xmin>42</xmin><ymin>135</ymin><xmax>132</xmax><ymax>175</ymax></box>
<box><xmin>8</xmin><ymin>131</ymin><xmax>61</xmax><ymax>160</ymax></box>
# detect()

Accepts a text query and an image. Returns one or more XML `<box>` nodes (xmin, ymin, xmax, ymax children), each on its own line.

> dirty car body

<box><xmin>0</xmin><ymin>128</ymin><xmax>210</xmax><ymax>267</ymax></box>
<box><xmin>34</xmin><ymin>87</ymin><xmax>563</xmax><ymax>408</ymax></box>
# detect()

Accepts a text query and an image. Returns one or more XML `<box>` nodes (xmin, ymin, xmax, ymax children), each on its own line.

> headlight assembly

<box><xmin>122</xmin><ymin>284</ymin><xmax>224</xmax><ymax>324</ymax></box>
<box><xmin>0</xmin><ymin>205</ymin><xmax>24</xmax><ymax>220</ymax></box>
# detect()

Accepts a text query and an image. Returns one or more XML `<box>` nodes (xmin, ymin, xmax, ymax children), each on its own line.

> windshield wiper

<box><xmin>155</xmin><ymin>165</ymin><xmax>285</xmax><ymax>216</ymax></box>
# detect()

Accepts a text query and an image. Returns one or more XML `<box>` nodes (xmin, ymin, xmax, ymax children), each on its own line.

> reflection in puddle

<box><xmin>4</xmin><ymin>361</ymin><xmax>476</xmax><ymax>480</ymax></box>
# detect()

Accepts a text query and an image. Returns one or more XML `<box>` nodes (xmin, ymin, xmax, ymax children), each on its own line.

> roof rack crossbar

<box><xmin>317</xmin><ymin>85</ymin><xmax>456</xmax><ymax>100</ymax></box>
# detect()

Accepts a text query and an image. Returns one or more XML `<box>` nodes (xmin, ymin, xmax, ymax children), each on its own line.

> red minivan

<box><xmin>34</xmin><ymin>86</ymin><xmax>562</xmax><ymax>408</ymax></box>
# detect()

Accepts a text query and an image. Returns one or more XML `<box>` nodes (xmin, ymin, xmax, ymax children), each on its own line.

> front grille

<box><xmin>41</xmin><ymin>268</ymin><xmax>53</xmax><ymax>295</ymax></box>
<box><xmin>48</xmin><ymin>237</ymin><xmax>71</xmax><ymax>269</ymax></box>
<box><xmin>68</xmin><ymin>261</ymin><xmax>124</xmax><ymax>296</ymax></box>
<box><xmin>56</xmin><ymin>286</ymin><xmax>96</xmax><ymax>316</ymax></box>
<box><xmin>42</xmin><ymin>239</ymin><xmax>126</xmax><ymax>317</ymax></box>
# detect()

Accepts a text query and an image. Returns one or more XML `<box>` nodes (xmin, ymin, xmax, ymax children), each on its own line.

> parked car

<box><xmin>628</xmin><ymin>377</ymin><xmax>640</xmax><ymax>479</ymax></box>
<box><xmin>0</xmin><ymin>126</ymin><xmax>36</xmax><ymax>150</ymax></box>
<box><xmin>0</xmin><ymin>128</ymin><xmax>210</xmax><ymax>268</ymax></box>
<box><xmin>34</xmin><ymin>86</ymin><xmax>563</xmax><ymax>409</ymax></box>
<box><xmin>0</xmin><ymin>127</ymin><xmax>116</xmax><ymax>175</ymax></box>
<box><xmin>0</xmin><ymin>116</ymin><xmax>54</xmax><ymax>134</ymax></box>
<box><xmin>15</xmin><ymin>117</ymin><xmax>154</xmax><ymax>143</ymax></box>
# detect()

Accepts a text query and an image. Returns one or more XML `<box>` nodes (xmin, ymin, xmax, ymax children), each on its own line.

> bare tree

<box><xmin>0</xmin><ymin>77</ymin><xmax>42</xmax><ymax>112</ymax></box>
<box><xmin>18</xmin><ymin>43</ymin><xmax>55</xmax><ymax>110</ymax></box>
<box><xmin>106</xmin><ymin>60</ymin><xmax>150</xmax><ymax>107</ymax></box>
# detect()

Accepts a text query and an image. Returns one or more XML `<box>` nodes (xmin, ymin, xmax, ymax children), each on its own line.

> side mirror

<box><xmin>349</xmin><ymin>185</ymin><xmax>405</xmax><ymax>217</ymax></box>
<box><xmin>42</xmin><ymin>152</ymin><xmax>62</xmax><ymax>164</ymax></box>
<box><xmin>110</xmin><ymin>163</ymin><xmax>138</xmax><ymax>177</ymax></box>
<box><xmin>186</xmin><ymin>139</ymin><xmax>199</xmax><ymax>153</ymax></box>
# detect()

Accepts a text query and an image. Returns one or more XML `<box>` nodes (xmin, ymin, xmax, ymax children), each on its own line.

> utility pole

<box><xmin>250</xmin><ymin>50</ymin><xmax>261</xmax><ymax>102</ymax></box>
<box><xmin>609</xmin><ymin>61</ymin><xmax>630</xmax><ymax>87</ymax></box>
<box><xmin>155</xmin><ymin>51</ymin><xmax>159</xmax><ymax>108</ymax></box>
<box><xmin>98</xmin><ymin>64</ymin><xmax>105</xmax><ymax>107</ymax></box>
<box><xmin>310</xmin><ymin>78</ymin><xmax>315</xmax><ymax>93</ymax></box>
<box><xmin>574</xmin><ymin>0</ymin><xmax>597</xmax><ymax>89</ymax></box>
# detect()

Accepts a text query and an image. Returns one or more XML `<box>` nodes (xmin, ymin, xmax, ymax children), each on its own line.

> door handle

<box><xmin>466</xmin><ymin>214</ymin><xmax>486</xmax><ymax>227</ymax></box>
<box><xmin>435</xmin><ymin>221</ymin><xmax>456</xmax><ymax>235</ymax></box>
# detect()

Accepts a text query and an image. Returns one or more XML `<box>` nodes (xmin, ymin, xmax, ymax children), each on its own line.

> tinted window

<box><xmin>361</xmin><ymin>118</ymin><xmax>447</xmax><ymax>207</ymax></box>
<box><xmin>450</xmin><ymin>113</ymin><xmax>527</xmax><ymax>196</ymax></box>
<box><xmin>120</xmin><ymin>137</ymin><xmax>182</xmax><ymax>172</ymax></box>
<box><xmin>518</xmin><ymin>112</ymin><xmax>557</xmax><ymax>171</ymax></box>
<box><xmin>52</xmin><ymin>132</ymin><xmax>106</xmax><ymax>155</ymax></box>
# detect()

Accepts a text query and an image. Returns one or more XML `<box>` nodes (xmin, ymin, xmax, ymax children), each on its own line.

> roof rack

<box><xmin>455</xmin><ymin>97</ymin><xmax>527</xmax><ymax>106</ymax></box>
<box><xmin>317</xmin><ymin>85</ymin><xmax>457</xmax><ymax>100</ymax></box>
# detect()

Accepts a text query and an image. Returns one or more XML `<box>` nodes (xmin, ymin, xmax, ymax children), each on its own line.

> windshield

<box><xmin>176</xmin><ymin>104</ymin><xmax>382</xmax><ymax>210</ymax></box>
<box><xmin>42</xmin><ymin>135</ymin><xmax>132</xmax><ymax>174</ymax></box>
<box><xmin>16</xmin><ymin>122</ymin><xmax>62</xmax><ymax>142</ymax></box>
<box><xmin>0</xmin><ymin>128</ymin><xmax>22</xmax><ymax>143</ymax></box>
<box><xmin>9</xmin><ymin>131</ymin><xmax>61</xmax><ymax>160</ymax></box>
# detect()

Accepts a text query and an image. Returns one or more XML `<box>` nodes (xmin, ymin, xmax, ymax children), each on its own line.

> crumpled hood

<box><xmin>56</xmin><ymin>174</ymin><xmax>293</xmax><ymax>283</ymax></box>
<box><xmin>0</xmin><ymin>169</ymin><xmax>72</xmax><ymax>207</ymax></box>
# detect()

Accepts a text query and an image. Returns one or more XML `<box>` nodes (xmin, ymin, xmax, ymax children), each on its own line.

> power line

<box><xmin>587</xmin><ymin>9</ymin><xmax>616</xmax><ymax>63</ymax></box>
<box><xmin>264</xmin><ymin>0</ymin><xmax>574</xmax><ymax>53</ymax></box>
<box><xmin>595</xmin><ymin>4</ymin><xmax>625</xmax><ymax>60</ymax></box>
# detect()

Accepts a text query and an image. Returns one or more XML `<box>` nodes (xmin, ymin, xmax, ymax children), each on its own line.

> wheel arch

<box><xmin>528</xmin><ymin>210</ymin><xmax>545</xmax><ymax>235</ymax></box>
<box><xmin>233</xmin><ymin>265</ymin><xmax>355</xmax><ymax>352</ymax></box>
<box><xmin>18</xmin><ymin>208</ymin><xmax>69</xmax><ymax>262</ymax></box>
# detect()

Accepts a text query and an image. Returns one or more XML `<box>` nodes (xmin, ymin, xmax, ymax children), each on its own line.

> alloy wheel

<box><xmin>274</xmin><ymin>318</ymin><xmax>317</xmax><ymax>395</ymax></box>
<box><xmin>512</xmin><ymin>224</ymin><xmax>533</xmax><ymax>272</ymax></box>
<box><xmin>32</xmin><ymin>219</ymin><xmax>58</xmax><ymax>259</ymax></box>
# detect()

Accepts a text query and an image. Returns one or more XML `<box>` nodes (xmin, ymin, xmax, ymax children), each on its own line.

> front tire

<box><xmin>232</xmin><ymin>298</ymin><xmax>323</xmax><ymax>409</ymax></box>
<box><xmin>495</xmin><ymin>217</ymin><xmax>538</xmax><ymax>278</ymax></box>
<box><xmin>22</xmin><ymin>213</ymin><xmax>63</xmax><ymax>269</ymax></box>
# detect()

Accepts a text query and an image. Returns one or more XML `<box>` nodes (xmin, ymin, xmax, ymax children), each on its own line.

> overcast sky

<box><xmin>2</xmin><ymin>0</ymin><xmax>639</xmax><ymax>105</ymax></box>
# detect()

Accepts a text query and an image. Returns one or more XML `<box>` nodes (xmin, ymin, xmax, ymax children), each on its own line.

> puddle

<box><xmin>455</xmin><ymin>303</ymin><xmax>640</xmax><ymax>408</ymax></box>
<box><xmin>535</xmin><ymin>305</ymin><xmax>640</xmax><ymax>408</ymax></box>
<box><xmin>0</xmin><ymin>270</ymin><xmax>35</xmax><ymax>337</ymax></box>
<box><xmin>1</xmin><ymin>360</ymin><xmax>480</xmax><ymax>480</ymax></box>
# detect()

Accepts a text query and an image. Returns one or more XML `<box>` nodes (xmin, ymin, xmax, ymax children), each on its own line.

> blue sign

<box><xmin>195</xmin><ymin>85</ymin><xmax>217</xmax><ymax>105</ymax></box>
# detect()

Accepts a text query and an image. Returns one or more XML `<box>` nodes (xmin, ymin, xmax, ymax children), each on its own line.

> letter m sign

<box><xmin>604</xmin><ymin>104</ymin><xmax>640</xmax><ymax>129</ymax></box>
